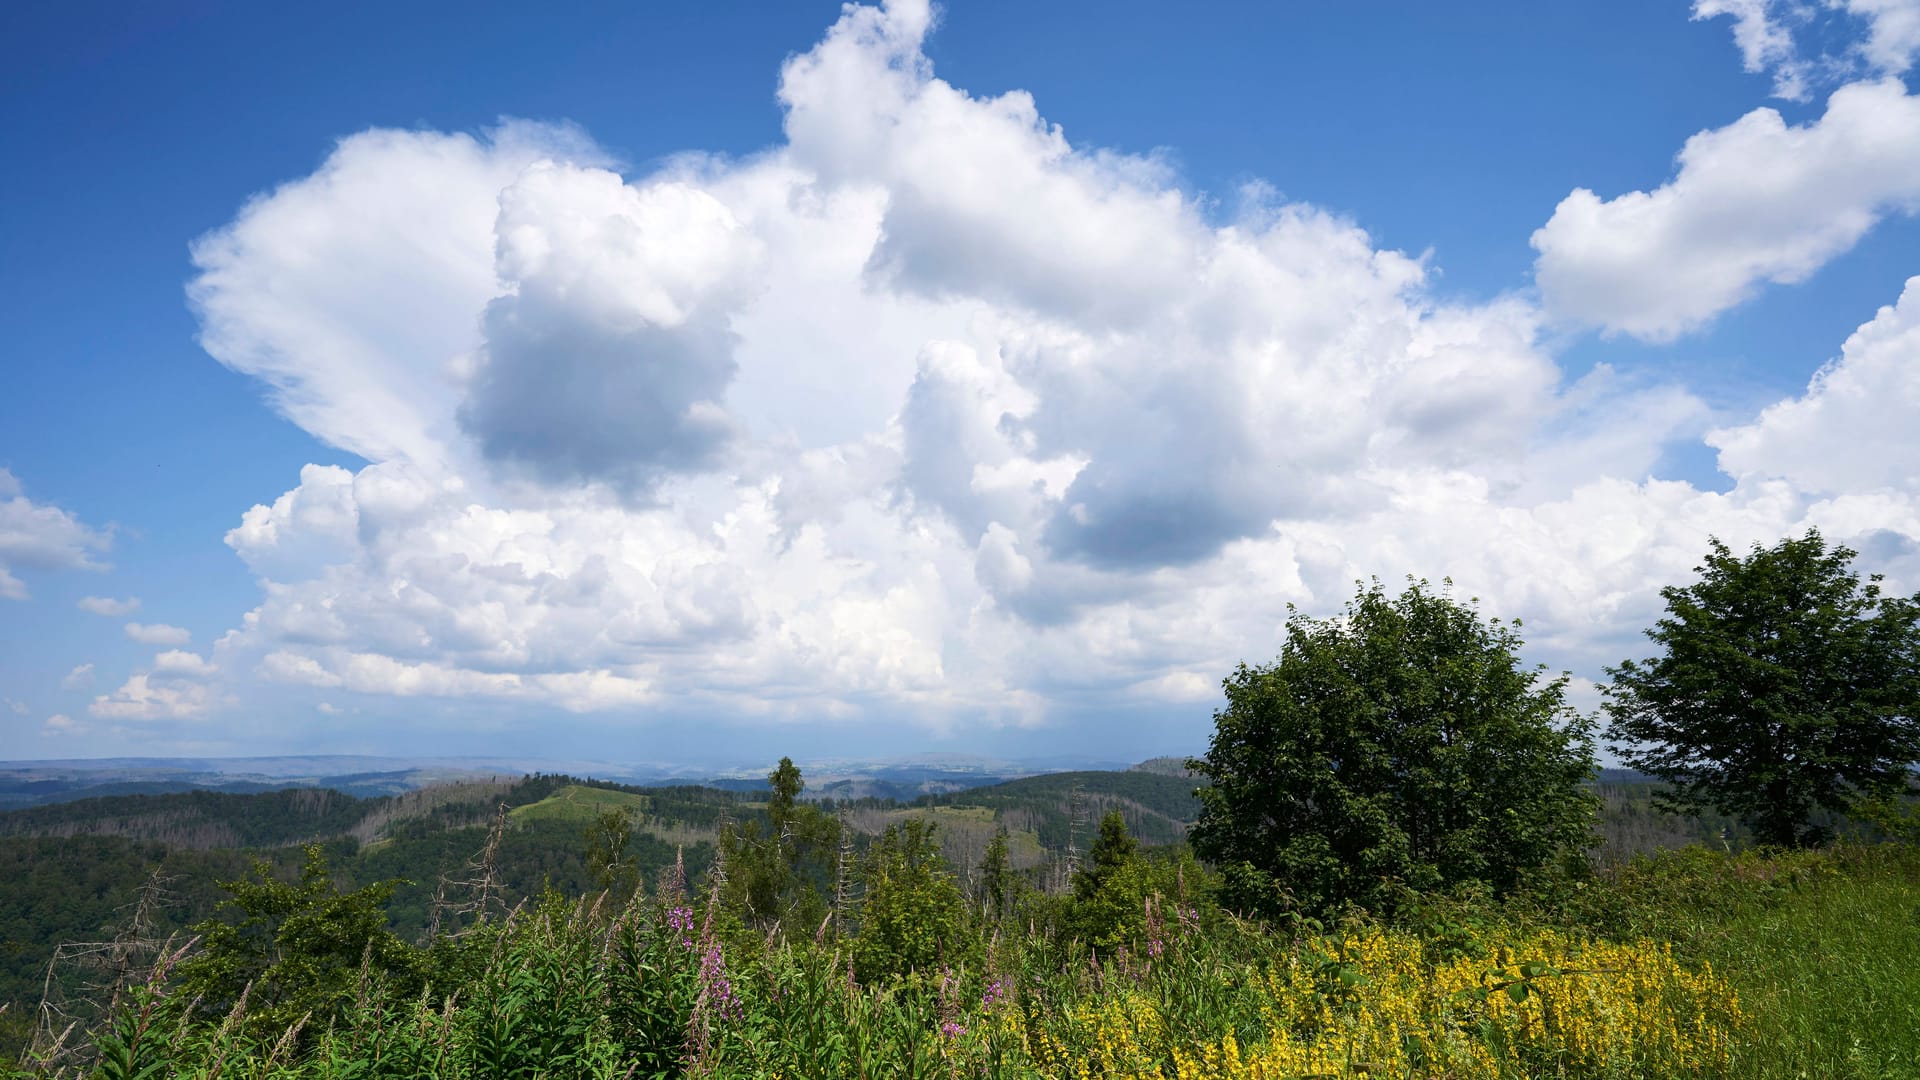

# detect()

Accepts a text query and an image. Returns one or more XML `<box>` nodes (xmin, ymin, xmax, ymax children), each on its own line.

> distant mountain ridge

<box><xmin>0</xmin><ymin>752</ymin><xmax>1176</xmax><ymax>810</ymax></box>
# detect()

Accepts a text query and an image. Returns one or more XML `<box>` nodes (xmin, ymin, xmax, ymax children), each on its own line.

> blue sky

<box><xmin>2</xmin><ymin>0</ymin><xmax>1918</xmax><ymax>765</ymax></box>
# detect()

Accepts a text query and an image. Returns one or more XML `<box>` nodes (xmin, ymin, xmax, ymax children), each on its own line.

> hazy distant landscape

<box><xmin>0</xmin><ymin>752</ymin><xmax>1139</xmax><ymax>811</ymax></box>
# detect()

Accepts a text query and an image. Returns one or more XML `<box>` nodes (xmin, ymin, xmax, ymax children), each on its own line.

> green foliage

<box><xmin>851</xmin><ymin>818</ymin><xmax>974</xmax><ymax>983</ymax></box>
<box><xmin>1060</xmin><ymin>809</ymin><xmax>1157</xmax><ymax>951</ymax></box>
<box><xmin>1071</xmin><ymin>845</ymin><xmax>1217</xmax><ymax>955</ymax></box>
<box><xmin>21</xmin><ymin>757</ymin><xmax>1920</xmax><ymax>1077</ymax></box>
<box><xmin>1533</xmin><ymin>843</ymin><xmax>1920</xmax><ymax>1078</ymax></box>
<box><xmin>0</xmin><ymin>837</ymin><xmax>256</xmax><ymax>1057</ymax></box>
<box><xmin>0</xmin><ymin>776</ymin><xmax>732</xmax><ymax>1049</ymax></box>
<box><xmin>1065</xmin><ymin>810</ymin><xmax>1145</xmax><ymax>948</ymax></box>
<box><xmin>715</xmin><ymin>758</ymin><xmax>840</xmax><ymax>933</ymax></box>
<box><xmin>1189</xmin><ymin>579</ymin><xmax>1599</xmax><ymax>918</ymax></box>
<box><xmin>174</xmin><ymin>844</ymin><xmax>422</xmax><ymax>1039</ymax></box>
<box><xmin>19</xmin><ymin>827</ymin><xmax>1920</xmax><ymax>1079</ymax></box>
<box><xmin>0</xmin><ymin>764</ymin><xmax>1779</xmax><ymax>1062</ymax></box>
<box><xmin>767</xmin><ymin>756</ymin><xmax>805</xmax><ymax>825</ymax></box>
<box><xmin>1607</xmin><ymin>530</ymin><xmax>1920</xmax><ymax>847</ymax></box>
<box><xmin>1074</xmin><ymin>810</ymin><xmax>1140</xmax><ymax>902</ymax></box>
<box><xmin>977</xmin><ymin>825</ymin><xmax>1013</xmax><ymax>920</ymax></box>
<box><xmin>582</xmin><ymin>808</ymin><xmax>639</xmax><ymax>896</ymax></box>
<box><xmin>603</xmin><ymin>898</ymin><xmax>697</xmax><ymax>1078</ymax></box>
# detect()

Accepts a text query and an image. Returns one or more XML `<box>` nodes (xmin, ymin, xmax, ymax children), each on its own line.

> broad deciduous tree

<box><xmin>1189</xmin><ymin>580</ymin><xmax>1597</xmax><ymax>918</ymax></box>
<box><xmin>1606</xmin><ymin>531</ymin><xmax>1920</xmax><ymax>847</ymax></box>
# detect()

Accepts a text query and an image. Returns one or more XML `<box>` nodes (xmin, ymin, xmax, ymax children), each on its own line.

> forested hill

<box><xmin>0</xmin><ymin>766</ymin><xmax>1211</xmax><ymax>1047</ymax></box>
<box><xmin>916</xmin><ymin>769</ymin><xmax>1205</xmax><ymax>848</ymax></box>
<box><xmin>0</xmin><ymin>787</ymin><xmax>377</xmax><ymax>848</ymax></box>
<box><xmin>0</xmin><ymin>772</ymin><xmax>748</xmax><ymax>1055</ymax></box>
<box><xmin>0</xmin><ymin>774</ymin><xmax>748</xmax><ymax>851</ymax></box>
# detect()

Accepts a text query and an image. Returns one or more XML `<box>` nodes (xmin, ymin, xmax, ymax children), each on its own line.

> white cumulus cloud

<box><xmin>188</xmin><ymin>123</ymin><xmax>607</xmax><ymax>474</ymax></box>
<box><xmin>1712</xmin><ymin>275</ymin><xmax>1920</xmax><ymax>494</ymax></box>
<box><xmin>1694</xmin><ymin>0</ymin><xmax>1920</xmax><ymax>99</ymax></box>
<box><xmin>0</xmin><ymin>468</ymin><xmax>112</xmax><ymax>600</ymax></box>
<box><xmin>170</xmin><ymin>0</ymin><xmax>1920</xmax><ymax>743</ymax></box>
<box><xmin>1533</xmin><ymin>79</ymin><xmax>1920</xmax><ymax>340</ymax></box>
<box><xmin>61</xmin><ymin>663</ymin><xmax>95</xmax><ymax>690</ymax></box>
<box><xmin>91</xmin><ymin>675</ymin><xmax>212</xmax><ymax>721</ymax></box>
<box><xmin>153</xmin><ymin>650</ymin><xmax>216</xmax><ymax>678</ymax></box>
<box><xmin>459</xmin><ymin>162</ymin><xmax>761</xmax><ymax>496</ymax></box>
<box><xmin>78</xmin><ymin>595</ymin><xmax>140</xmax><ymax>616</ymax></box>
<box><xmin>125</xmin><ymin>622</ymin><xmax>192</xmax><ymax>646</ymax></box>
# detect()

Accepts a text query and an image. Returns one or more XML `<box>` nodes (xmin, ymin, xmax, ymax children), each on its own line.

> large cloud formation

<box><xmin>182</xmin><ymin>0</ymin><xmax>1920</xmax><ymax>742</ymax></box>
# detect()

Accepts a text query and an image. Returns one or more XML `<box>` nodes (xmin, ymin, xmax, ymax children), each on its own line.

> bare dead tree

<box><xmin>422</xmin><ymin>877</ymin><xmax>450</xmax><ymax>944</ymax></box>
<box><xmin>832</xmin><ymin>810</ymin><xmax>856</xmax><ymax>936</ymax></box>
<box><xmin>432</xmin><ymin>802</ymin><xmax>509</xmax><ymax>938</ymax></box>
<box><xmin>26</xmin><ymin>868</ymin><xmax>179</xmax><ymax>1071</ymax></box>
<box><xmin>1057</xmin><ymin>782</ymin><xmax>1089</xmax><ymax>894</ymax></box>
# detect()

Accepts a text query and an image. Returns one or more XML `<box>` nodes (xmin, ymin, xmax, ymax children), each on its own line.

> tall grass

<box><xmin>1689</xmin><ymin>847</ymin><xmax>1920</xmax><ymax>1078</ymax></box>
<box><xmin>13</xmin><ymin>843</ymin><xmax>1917</xmax><ymax>1078</ymax></box>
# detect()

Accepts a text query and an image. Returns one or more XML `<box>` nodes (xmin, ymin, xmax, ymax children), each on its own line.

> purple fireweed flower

<box><xmin>981</xmin><ymin>978</ymin><xmax>1006</xmax><ymax>1010</ymax></box>
<box><xmin>698</xmin><ymin>943</ymin><xmax>741</xmax><ymax>1021</ymax></box>
<box><xmin>666</xmin><ymin>904</ymin><xmax>695</xmax><ymax>947</ymax></box>
<box><xmin>939</xmin><ymin>1020</ymin><xmax>967</xmax><ymax>1039</ymax></box>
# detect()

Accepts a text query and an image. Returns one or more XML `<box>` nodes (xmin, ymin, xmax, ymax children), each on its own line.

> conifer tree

<box><xmin>978</xmin><ymin>825</ymin><xmax>1012</xmax><ymax>919</ymax></box>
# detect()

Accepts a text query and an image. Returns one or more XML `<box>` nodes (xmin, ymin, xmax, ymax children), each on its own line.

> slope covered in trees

<box><xmin>0</xmin><ymin>773</ymin><xmax>735</xmax><ymax>1056</ymax></box>
<box><xmin>0</xmin><ymin>788</ymin><xmax>374</xmax><ymax>849</ymax></box>
<box><xmin>915</xmin><ymin>769</ymin><xmax>1205</xmax><ymax>848</ymax></box>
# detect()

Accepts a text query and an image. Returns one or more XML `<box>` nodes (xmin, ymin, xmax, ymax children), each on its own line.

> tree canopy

<box><xmin>851</xmin><ymin>818</ymin><xmax>972</xmax><ymax>982</ymax></box>
<box><xmin>716</xmin><ymin>757</ymin><xmax>839</xmax><ymax>930</ymax></box>
<box><xmin>1189</xmin><ymin>580</ymin><xmax>1597</xmax><ymax>918</ymax></box>
<box><xmin>1605</xmin><ymin>531</ymin><xmax>1920</xmax><ymax>847</ymax></box>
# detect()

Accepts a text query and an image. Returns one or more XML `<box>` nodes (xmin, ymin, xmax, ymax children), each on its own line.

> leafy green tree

<box><xmin>852</xmin><ymin>818</ymin><xmax>973</xmax><ymax>982</ymax></box>
<box><xmin>1070</xmin><ymin>847</ymin><xmax>1216</xmax><ymax>953</ymax></box>
<box><xmin>1067</xmin><ymin>810</ymin><xmax>1171</xmax><ymax>949</ymax></box>
<box><xmin>1606</xmin><ymin>531</ymin><xmax>1920</xmax><ymax>847</ymax></box>
<box><xmin>175</xmin><ymin>844</ymin><xmax>420</xmax><ymax>1039</ymax></box>
<box><xmin>1189</xmin><ymin>579</ymin><xmax>1597</xmax><ymax>918</ymax></box>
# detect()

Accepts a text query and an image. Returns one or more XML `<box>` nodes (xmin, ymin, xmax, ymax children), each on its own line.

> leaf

<box><xmin>1506</xmin><ymin>981</ymin><xmax>1529</xmax><ymax>1003</ymax></box>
